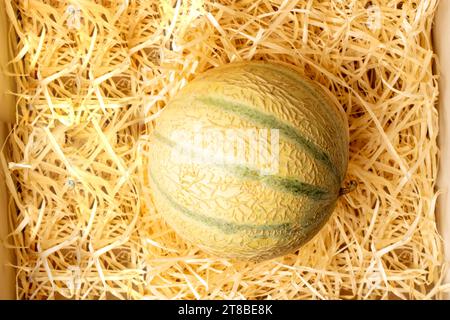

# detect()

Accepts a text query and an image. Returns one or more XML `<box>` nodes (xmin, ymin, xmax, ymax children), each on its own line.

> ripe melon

<box><xmin>148</xmin><ymin>61</ymin><xmax>349</xmax><ymax>261</ymax></box>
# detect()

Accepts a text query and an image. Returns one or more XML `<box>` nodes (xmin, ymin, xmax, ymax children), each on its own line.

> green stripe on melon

<box><xmin>197</xmin><ymin>96</ymin><xmax>340</xmax><ymax>182</ymax></box>
<box><xmin>153</xmin><ymin>131</ymin><xmax>332</xmax><ymax>200</ymax></box>
<box><xmin>148</xmin><ymin>61</ymin><xmax>349</xmax><ymax>261</ymax></box>
<box><xmin>149</xmin><ymin>169</ymin><xmax>293</xmax><ymax>235</ymax></box>
<box><xmin>153</xmin><ymin>99</ymin><xmax>338</xmax><ymax>192</ymax></box>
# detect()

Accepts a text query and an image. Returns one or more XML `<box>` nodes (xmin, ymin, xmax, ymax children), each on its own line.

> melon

<box><xmin>148</xmin><ymin>61</ymin><xmax>349</xmax><ymax>261</ymax></box>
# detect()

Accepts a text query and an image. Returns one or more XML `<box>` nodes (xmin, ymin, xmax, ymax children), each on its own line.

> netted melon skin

<box><xmin>149</xmin><ymin>61</ymin><xmax>348</xmax><ymax>261</ymax></box>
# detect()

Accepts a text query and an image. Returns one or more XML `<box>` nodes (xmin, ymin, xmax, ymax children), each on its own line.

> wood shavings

<box><xmin>1</xmin><ymin>0</ymin><xmax>447</xmax><ymax>299</ymax></box>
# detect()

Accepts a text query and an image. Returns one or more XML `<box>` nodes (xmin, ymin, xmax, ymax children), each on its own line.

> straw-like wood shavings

<box><xmin>1</xmin><ymin>0</ymin><xmax>448</xmax><ymax>299</ymax></box>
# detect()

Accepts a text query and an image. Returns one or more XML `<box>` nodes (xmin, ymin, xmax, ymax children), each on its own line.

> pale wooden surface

<box><xmin>0</xmin><ymin>1</ymin><xmax>15</xmax><ymax>123</ymax></box>
<box><xmin>0</xmin><ymin>2</ymin><xmax>15</xmax><ymax>299</ymax></box>
<box><xmin>0</xmin><ymin>123</ymin><xmax>15</xmax><ymax>300</ymax></box>
<box><xmin>435</xmin><ymin>0</ymin><xmax>450</xmax><ymax>298</ymax></box>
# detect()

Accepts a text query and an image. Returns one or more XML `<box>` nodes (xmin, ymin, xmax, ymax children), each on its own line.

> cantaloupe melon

<box><xmin>148</xmin><ymin>61</ymin><xmax>349</xmax><ymax>261</ymax></box>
